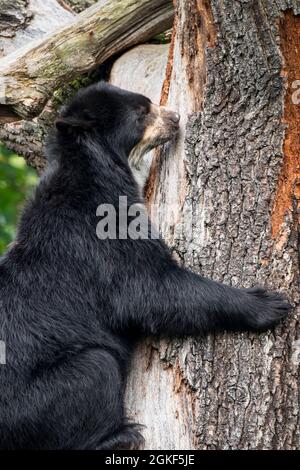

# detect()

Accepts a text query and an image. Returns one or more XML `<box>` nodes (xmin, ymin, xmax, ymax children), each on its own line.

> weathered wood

<box><xmin>123</xmin><ymin>0</ymin><xmax>300</xmax><ymax>450</ymax></box>
<box><xmin>0</xmin><ymin>0</ymin><xmax>174</xmax><ymax>120</ymax></box>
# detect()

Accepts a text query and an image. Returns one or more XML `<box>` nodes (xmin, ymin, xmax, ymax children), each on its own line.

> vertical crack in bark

<box><xmin>272</xmin><ymin>10</ymin><xmax>300</xmax><ymax>238</ymax></box>
<box><xmin>160</xmin><ymin>10</ymin><xmax>177</xmax><ymax>107</ymax></box>
<box><xmin>144</xmin><ymin>3</ymin><xmax>178</xmax><ymax>204</ymax></box>
<box><xmin>145</xmin><ymin>0</ymin><xmax>217</xmax><ymax>206</ymax></box>
<box><xmin>186</xmin><ymin>0</ymin><xmax>216</xmax><ymax>111</ymax></box>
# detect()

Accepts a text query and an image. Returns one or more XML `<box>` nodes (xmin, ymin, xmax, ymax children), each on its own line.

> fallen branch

<box><xmin>0</xmin><ymin>0</ymin><xmax>174</xmax><ymax>120</ymax></box>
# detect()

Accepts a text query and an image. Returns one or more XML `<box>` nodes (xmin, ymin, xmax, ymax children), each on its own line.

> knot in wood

<box><xmin>226</xmin><ymin>384</ymin><xmax>250</xmax><ymax>407</ymax></box>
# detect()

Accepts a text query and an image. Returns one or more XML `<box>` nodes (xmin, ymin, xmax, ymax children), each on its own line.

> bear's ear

<box><xmin>55</xmin><ymin>117</ymin><xmax>72</xmax><ymax>133</ymax></box>
<box><xmin>55</xmin><ymin>116</ymin><xmax>95</xmax><ymax>133</ymax></box>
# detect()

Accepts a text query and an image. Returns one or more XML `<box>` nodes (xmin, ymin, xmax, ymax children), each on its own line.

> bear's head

<box><xmin>55</xmin><ymin>82</ymin><xmax>180</xmax><ymax>165</ymax></box>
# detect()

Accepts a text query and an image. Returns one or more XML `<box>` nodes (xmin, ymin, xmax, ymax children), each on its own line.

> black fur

<box><xmin>0</xmin><ymin>82</ymin><xmax>291</xmax><ymax>449</ymax></box>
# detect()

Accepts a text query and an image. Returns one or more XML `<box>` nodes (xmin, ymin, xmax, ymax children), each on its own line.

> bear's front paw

<box><xmin>244</xmin><ymin>287</ymin><xmax>292</xmax><ymax>331</ymax></box>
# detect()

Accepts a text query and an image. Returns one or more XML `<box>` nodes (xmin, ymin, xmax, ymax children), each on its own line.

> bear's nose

<box><xmin>170</xmin><ymin>112</ymin><xmax>180</xmax><ymax>124</ymax></box>
<box><xmin>160</xmin><ymin>106</ymin><xmax>180</xmax><ymax>124</ymax></box>
<box><xmin>161</xmin><ymin>108</ymin><xmax>180</xmax><ymax>123</ymax></box>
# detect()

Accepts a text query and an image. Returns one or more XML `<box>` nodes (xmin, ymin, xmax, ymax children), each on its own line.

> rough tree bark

<box><xmin>1</xmin><ymin>0</ymin><xmax>299</xmax><ymax>450</ymax></box>
<box><xmin>123</xmin><ymin>0</ymin><xmax>300</xmax><ymax>450</ymax></box>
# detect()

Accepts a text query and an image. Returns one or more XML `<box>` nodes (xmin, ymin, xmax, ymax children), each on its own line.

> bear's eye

<box><xmin>137</xmin><ymin>105</ymin><xmax>147</xmax><ymax>116</ymax></box>
<box><xmin>136</xmin><ymin>106</ymin><xmax>148</xmax><ymax>125</ymax></box>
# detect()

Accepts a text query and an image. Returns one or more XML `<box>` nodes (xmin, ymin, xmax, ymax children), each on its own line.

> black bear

<box><xmin>0</xmin><ymin>82</ymin><xmax>291</xmax><ymax>449</ymax></box>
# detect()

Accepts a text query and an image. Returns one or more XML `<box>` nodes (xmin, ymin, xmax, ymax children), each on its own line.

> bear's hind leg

<box><xmin>4</xmin><ymin>348</ymin><xmax>129</xmax><ymax>450</ymax></box>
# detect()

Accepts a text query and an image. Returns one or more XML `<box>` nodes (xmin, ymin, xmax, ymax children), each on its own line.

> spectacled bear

<box><xmin>0</xmin><ymin>82</ymin><xmax>291</xmax><ymax>449</ymax></box>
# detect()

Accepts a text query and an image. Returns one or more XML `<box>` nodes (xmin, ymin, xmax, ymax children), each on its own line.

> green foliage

<box><xmin>151</xmin><ymin>29</ymin><xmax>172</xmax><ymax>44</ymax></box>
<box><xmin>52</xmin><ymin>75</ymin><xmax>94</xmax><ymax>108</ymax></box>
<box><xmin>0</xmin><ymin>143</ymin><xmax>37</xmax><ymax>255</ymax></box>
<box><xmin>52</xmin><ymin>66</ymin><xmax>109</xmax><ymax>111</ymax></box>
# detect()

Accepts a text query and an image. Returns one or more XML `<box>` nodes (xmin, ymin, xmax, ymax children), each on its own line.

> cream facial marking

<box><xmin>129</xmin><ymin>103</ymin><xmax>180</xmax><ymax>189</ymax></box>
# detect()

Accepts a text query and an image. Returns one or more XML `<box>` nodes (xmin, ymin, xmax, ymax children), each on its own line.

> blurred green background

<box><xmin>0</xmin><ymin>143</ymin><xmax>37</xmax><ymax>255</ymax></box>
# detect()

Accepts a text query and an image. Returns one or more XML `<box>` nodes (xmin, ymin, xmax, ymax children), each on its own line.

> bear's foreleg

<box><xmin>116</xmin><ymin>266</ymin><xmax>291</xmax><ymax>336</ymax></box>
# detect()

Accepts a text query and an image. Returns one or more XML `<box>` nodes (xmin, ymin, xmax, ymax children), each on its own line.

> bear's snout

<box><xmin>160</xmin><ymin>107</ymin><xmax>180</xmax><ymax>126</ymax></box>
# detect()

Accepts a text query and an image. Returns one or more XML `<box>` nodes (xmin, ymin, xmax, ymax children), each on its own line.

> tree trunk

<box><xmin>124</xmin><ymin>0</ymin><xmax>300</xmax><ymax>450</ymax></box>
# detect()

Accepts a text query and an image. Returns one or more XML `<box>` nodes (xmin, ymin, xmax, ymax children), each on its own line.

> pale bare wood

<box><xmin>0</xmin><ymin>0</ymin><xmax>75</xmax><ymax>58</ymax></box>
